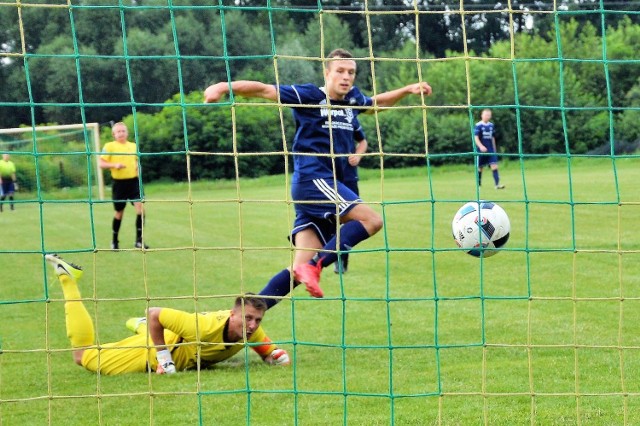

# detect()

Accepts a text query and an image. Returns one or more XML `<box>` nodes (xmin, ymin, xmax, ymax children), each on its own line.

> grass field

<box><xmin>0</xmin><ymin>157</ymin><xmax>639</xmax><ymax>425</ymax></box>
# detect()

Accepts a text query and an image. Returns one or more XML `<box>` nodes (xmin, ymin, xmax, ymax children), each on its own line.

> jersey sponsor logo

<box><xmin>319</xmin><ymin>99</ymin><xmax>355</xmax><ymax>124</ymax></box>
<box><xmin>477</xmin><ymin>123</ymin><xmax>494</xmax><ymax>140</ymax></box>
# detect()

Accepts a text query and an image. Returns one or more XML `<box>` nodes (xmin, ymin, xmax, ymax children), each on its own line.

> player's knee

<box><xmin>147</xmin><ymin>307</ymin><xmax>161</xmax><ymax>321</ymax></box>
<box><xmin>364</xmin><ymin>212</ymin><xmax>383</xmax><ymax>234</ymax></box>
<box><xmin>372</xmin><ymin>214</ymin><xmax>384</xmax><ymax>233</ymax></box>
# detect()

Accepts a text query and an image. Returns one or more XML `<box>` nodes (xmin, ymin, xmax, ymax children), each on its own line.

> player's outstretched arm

<box><xmin>252</xmin><ymin>335</ymin><xmax>290</xmax><ymax>366</ymax></box>
<box><xmin>371</xmin><ymin>82</ymin><xmax>432</xmax><ymax>109</ymax></box>
<box><xmin>148</xmin><ymin>307</ymin><xmax>177</xmax><ymax>374</ymax></box>
<box><xmin>204</xmin><ymin>81</ymin><xmax>278</xmax><ymax>103</ymax></box>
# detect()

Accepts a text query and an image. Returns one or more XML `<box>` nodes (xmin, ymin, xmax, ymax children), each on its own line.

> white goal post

<box><xmin>0</xmin><ymin>123</ymin><xmax>105</xmax><ymax>200</ymax></box>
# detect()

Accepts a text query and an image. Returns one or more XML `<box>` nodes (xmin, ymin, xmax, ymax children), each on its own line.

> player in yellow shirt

<box><xmin>0</xmin><ymin>153</ymin><xmax>18</xmax><ymax>212</ymax></box>
<box><xmin>99</xmin><ymin>122</ymin><xmax>147</xmax><ymax>250</ymax></box>
<box><xmin>45</xmin><ymin>254</ymin><xmax>291</xmax><ymax>375</ymax></box>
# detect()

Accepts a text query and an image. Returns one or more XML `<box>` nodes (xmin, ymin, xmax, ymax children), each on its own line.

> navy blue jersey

<box><xmin>474</xmin><ymin>121</ymin><xmax>495</xmax><ymax>152</ymax></box>
<box><xmin>342</xmin><ymin>116</ymin><xmax>366</xmax><ymax>183</ymax></box>
<box><xmin>276</xmin><ymin>84</ymin><xmax>373</xmax><ymax>183</ymax></box>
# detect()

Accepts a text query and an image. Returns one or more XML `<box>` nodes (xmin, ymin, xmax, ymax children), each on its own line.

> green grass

<box><xmin>1</xmin><ymin>157</ymin><xmax>639</xmax><ymax>425</ymax></box>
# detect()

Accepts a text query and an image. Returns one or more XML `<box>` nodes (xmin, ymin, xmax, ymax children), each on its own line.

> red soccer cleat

<box><xmin>294</xmin><ymin>261</ymin><xmax>324</xmax><ymax>298</ymax></box>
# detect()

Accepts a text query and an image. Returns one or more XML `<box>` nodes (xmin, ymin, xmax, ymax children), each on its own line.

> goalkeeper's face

<box><xmin>324</xmin><ymin>59</ymin><xmax>356</xmax><ymax>100</ymax></box>
<box><xmin>229</xmin><ymin>304</ymin><xmax>264</xmax><ymax>340</ymax></box>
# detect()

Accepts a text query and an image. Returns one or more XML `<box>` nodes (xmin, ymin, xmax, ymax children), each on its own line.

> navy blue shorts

<box><xmin>1</xmin><ymin>180</ymin><xmax>15</xmax><ymax>195</ymax></box>
<box><xmin>477</xmin><ymin>153</ymin><xmax>498</xmax><ymax>168</ymax></box>
<box><xmin>290</xmin><ymin>178</ymin><xmax>361</xmax><ymax>244</ymax></box>
<box><xmin>342</xmin><ymin>180</ymin><xmax>359</xmax><ymax>196</ymax></box>
<box><xmin>291</xmin><ymin>215</ymin><xmax>338</xmax><ymax>246</ymax></box>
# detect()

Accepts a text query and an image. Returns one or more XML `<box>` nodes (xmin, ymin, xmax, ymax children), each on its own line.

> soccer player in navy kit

<box><xmin>474</xmin><ymin>109</ymin><xmax>505</xmax><ymax>189</ymax></box>
<box><xmin>334</xmin><ymin>116</ymin><xmax>367</xmax><ymax>275</ymax></box>
<box><xmin>204</xmin><ymin>48</ymin><xmax>431</xmax><ymax>306</ymax></box>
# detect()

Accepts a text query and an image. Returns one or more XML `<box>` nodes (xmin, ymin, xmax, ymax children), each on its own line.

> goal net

<box><xmin>0</xmin><ymin>123</ymin><xmax>104</xmax><ymax>200</ymax></box>
<box><xmin>0</xmin><ymin>0</ymin><xmax>639</xmax><ymax>425</ymax></box>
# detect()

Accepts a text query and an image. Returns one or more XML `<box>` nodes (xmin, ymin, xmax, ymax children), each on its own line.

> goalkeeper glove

<box><xmin>156</xmin><ymin>349</ymin><xmax>176</xmax><ymax>374</ymax></box>
<box><xmin>269</xmin><ymin>348</ymin><xmax>290</xmax><ymax>366</ymax></box>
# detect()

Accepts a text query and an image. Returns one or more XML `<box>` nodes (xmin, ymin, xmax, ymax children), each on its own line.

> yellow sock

<box><xmin>59</xmin><ymin>275</ymin><xmax>95</xmax><ymax>348</ymax></box>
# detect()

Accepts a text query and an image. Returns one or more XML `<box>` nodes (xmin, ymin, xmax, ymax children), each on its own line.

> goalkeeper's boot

<box><xmin>45</xmin><ymin>254</ymin><xmax>83</xmax><ymax>281</ymax></box>
<box><xmin>294</xmin><ymin>260</ymin><xmax>324</xmax><ymax>298</ymax></box>
<box><xmin>126</xmin><ymin>317</ymin><xmax>147</xmax><ymax>334</ymax></box>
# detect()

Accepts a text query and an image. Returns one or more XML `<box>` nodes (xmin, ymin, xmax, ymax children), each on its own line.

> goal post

<box><xmin>0</xmin><ymin>122</ymin><xmax>105</xmax><ymax>200</ymax></box>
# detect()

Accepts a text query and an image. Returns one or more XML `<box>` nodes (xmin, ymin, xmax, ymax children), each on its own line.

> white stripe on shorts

<box><xmin>312</xmin><ymin>178</ymin><xmax>352</xmax><ymax>213</ymax></box>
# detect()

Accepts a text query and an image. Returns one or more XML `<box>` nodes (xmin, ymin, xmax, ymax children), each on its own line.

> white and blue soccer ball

<box><xmin>452</xmin><ymin>201</ymin><xmax>510</xmax><ymax>257</ymax></box>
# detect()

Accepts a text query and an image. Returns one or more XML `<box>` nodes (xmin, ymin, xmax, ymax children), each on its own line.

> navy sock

<box><xmin>477</xmin><ymin>170</ymin><xmax>482</xmax><ymax>186</ymax></box>
<box><xmin>313</xmin><ymin>220</ymin><xmax>370</xmax><ymax>268</ymax></box>
<box><xmin>492</xmin><ymin>169</ymin><xmax>500</xmax><ymax>185</ymax></box>
<box><xmin>259</xmin><ymin>269</ymin><xmax>296</xmax><ymax>309</ymax></box>
<box><xmin>112</xmin><ymin>218</ymin><xmax>122</xmax><ymax>243</ymax></box>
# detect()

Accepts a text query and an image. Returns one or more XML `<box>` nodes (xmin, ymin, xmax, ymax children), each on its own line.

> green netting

<box><xmin>0</xmin><ymin>0</ymin><xmax>639</xmax><ymax>425</ymax></box>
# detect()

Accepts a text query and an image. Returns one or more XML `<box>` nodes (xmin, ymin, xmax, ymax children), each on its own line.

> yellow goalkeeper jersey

<box><xmin>100</xmin><ymin>141</ymin><xmax>139</xmax><ymax>180</ymax></box>
<box><xmin>80</xmin><ymin>308</ymin><xmax>276</xmax><ymax>375</ymax></box>
<box><xmin>161</xmin><ymin>308</ymin><xmax>273</xmax><ymax>370</ymax></box>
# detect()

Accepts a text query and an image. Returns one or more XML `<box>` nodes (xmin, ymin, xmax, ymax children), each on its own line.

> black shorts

<box><xmin>112</xmin><ymin>178</ymin><xmax>142</xmax><ymax>211</ymax></box>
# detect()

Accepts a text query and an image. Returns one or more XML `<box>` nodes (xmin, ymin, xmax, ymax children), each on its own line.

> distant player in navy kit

<box><xmin>474</xmin><ymin>109</ymin><xmax>505</xmax><ymax>189</ymax></box>
<box><xmin>204</xmin><ymin>48</ymin><xmax>432</xmax><ymax>306</ymax></box>
<box><xmin>335</xmin><ymin>116</ymin><xmax>368</xmax><ymax>275</ymax></box>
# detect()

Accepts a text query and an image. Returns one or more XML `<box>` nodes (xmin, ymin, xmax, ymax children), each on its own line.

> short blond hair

<box><xmin>111</xmin><ymin>122</ymin><xmax>127</xmax><ymax>131</ymax></box>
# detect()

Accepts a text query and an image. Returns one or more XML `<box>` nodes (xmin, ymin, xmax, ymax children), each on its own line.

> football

<box><xmin>452</xmin><ymin>201</ymin><xmax>510</xmax><ymax>257</ymax></box>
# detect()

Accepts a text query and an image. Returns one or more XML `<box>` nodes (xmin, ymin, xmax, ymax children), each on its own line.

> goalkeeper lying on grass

<box><xmin>45</xmin><ymin>254</ymin><xmax>290</xmax><ymax>375</ymax></box>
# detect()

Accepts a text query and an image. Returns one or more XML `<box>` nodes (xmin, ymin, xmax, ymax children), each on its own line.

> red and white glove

<box><xmin>269</xmin><ymin>348</ymin><xmax>290</xmax><ymax>366</ymax></box>
<box><xmin>156</xmin><ymin>349</ymin><xmax>177</xmax><ymax>374</ymax></box>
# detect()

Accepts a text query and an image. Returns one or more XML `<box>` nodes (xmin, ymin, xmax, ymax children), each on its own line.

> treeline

<box><xmin>2</xmin><ymin>0</ymin><xmax>638</xmax><ymax>127</ymax></box>
<box><xmin>113</xmin><ymin>17</ymin><xmax>640</xmax><ymax>182</ymax></box>
<box><xmin>2</xmin><ymin>1</ymin><xmax>640</xmax><ymax>183</ymax></box>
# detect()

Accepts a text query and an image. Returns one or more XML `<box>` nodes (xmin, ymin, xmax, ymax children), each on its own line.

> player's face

<box><xmin>112</xmin><ymin>125</ymin><xmax>128</xmax><ymax>142</ymax></box>
<box><xmin>229</xmin><ymin>305</ymin><xmax>264</xmax><ymax>340</ymax></box>
<box><xmin>2</xmin><ymin>154</ymin><xmax>8</xmax><ymax>161</ymax></box>
<box><xmin>481</xmin><ymin>110</ymin><xmax>492</xmax><ymax>122</ymax></box>
<box><xmin>324</xmin><ymin>59</ymin><xmax>357</xmax><ymax>99</ymax></box>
